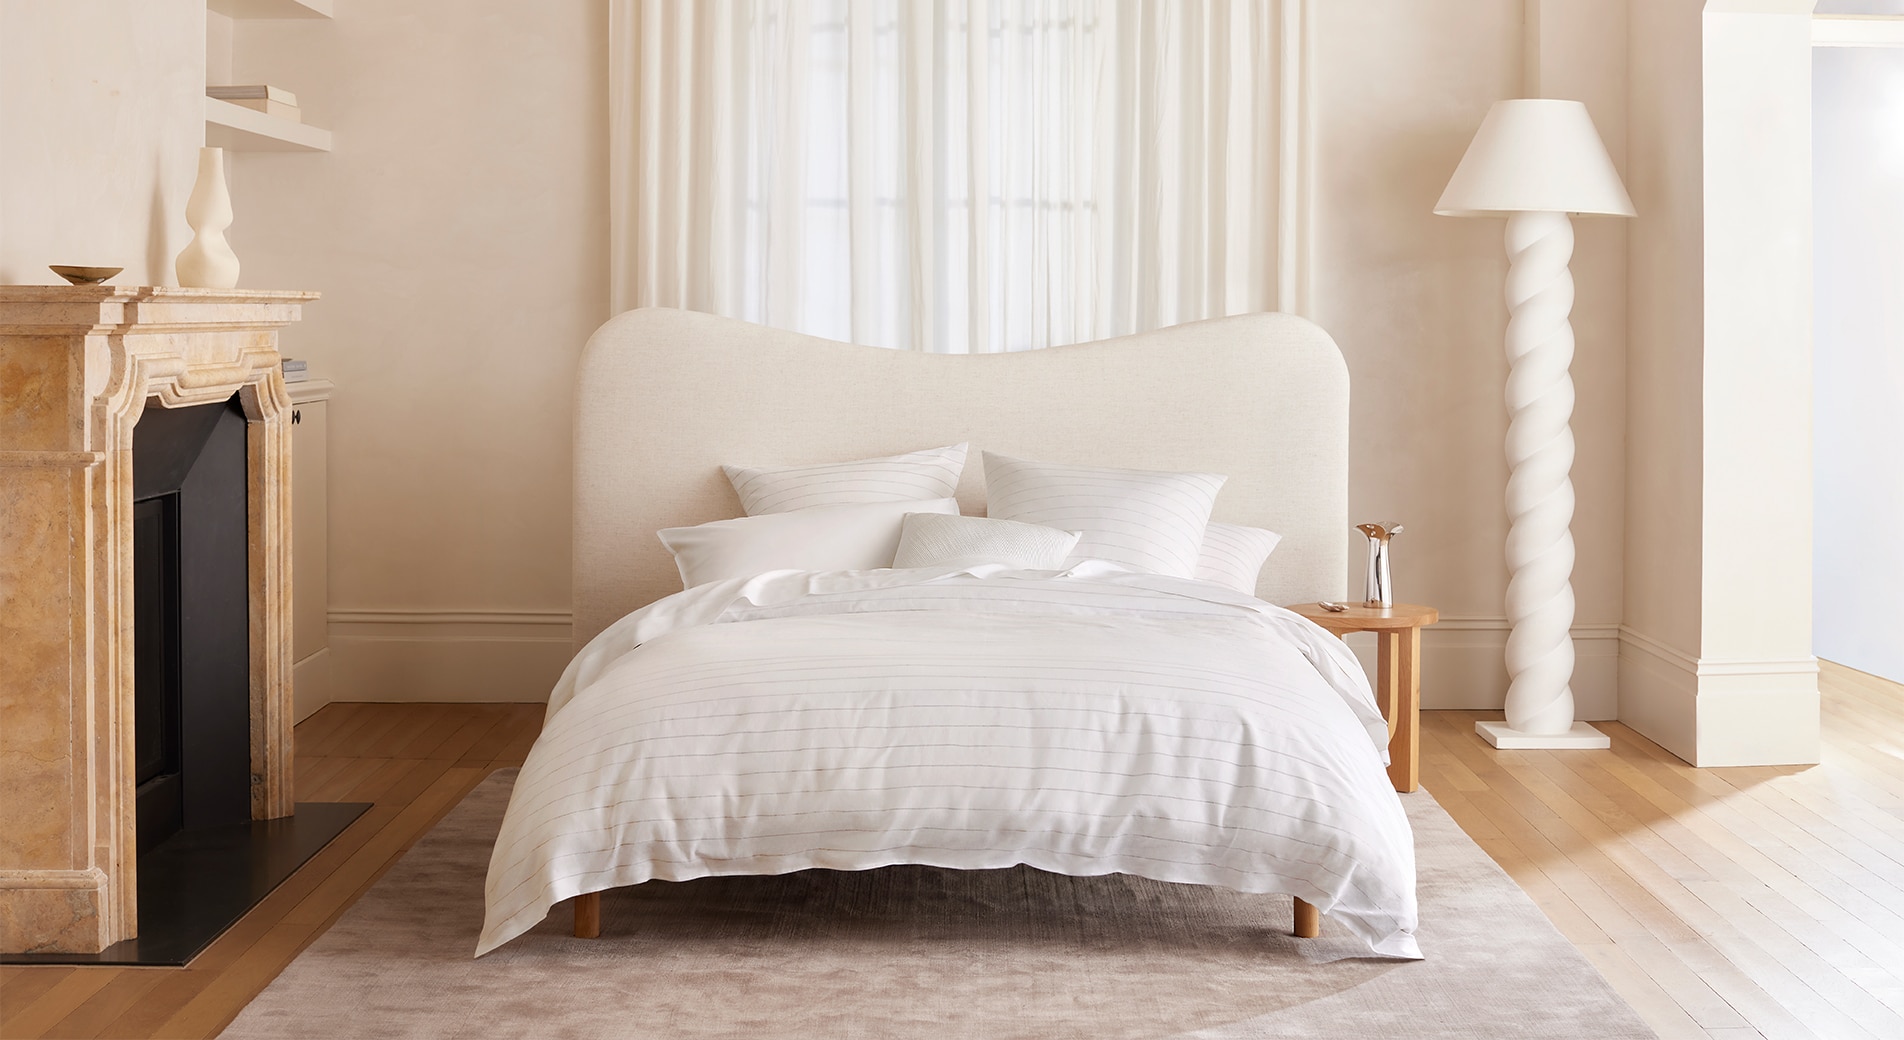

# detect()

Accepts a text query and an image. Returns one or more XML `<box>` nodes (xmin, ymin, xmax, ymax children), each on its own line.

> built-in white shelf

<box><xmin>207</xmin><ymin>0</ymin><xmax>331</xmax><ymax>19</ymax></box>
<box><xmin>206</xmin><ymin>97</ymin><xmax>331</xmax><ymax>152</ymax></box>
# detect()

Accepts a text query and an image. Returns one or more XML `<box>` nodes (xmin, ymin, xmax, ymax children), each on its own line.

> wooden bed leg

<box><xmin>1293</xmin><ymin>897</ymin><xmax>1320</xmax><ymax>938</ymax></box>
<box><xmin>574</xmin><ymin>891</ymin><xmax>601</xmax><ymax>938</ymax></box>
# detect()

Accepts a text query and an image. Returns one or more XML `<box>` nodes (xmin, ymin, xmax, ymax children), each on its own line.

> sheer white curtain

<box><xmin>610</xmin><ymin>0</ymin><xmax>1282</xmax><ymax>353</ymax></box>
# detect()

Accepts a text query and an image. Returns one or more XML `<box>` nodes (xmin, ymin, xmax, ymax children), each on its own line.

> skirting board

<box><xmin>314</xmin><ymin>610</ymin><xmax>1823</xmax><ymax>767</ymax></box>
<box><xmin>326</xmin><ymin>608</ymin><xmax>1619</xmax><ymax>716</ymax></box>
<box><xmin>1617</xmin><ymin>627</ymin><xmax>1821</xmax><ymax>766</ymax></box>
<box><xmin>328</xmin><ymin>609</ymin><xmax>573</xmax><ymax>703</ymax></box>
<box><xmin>1346</xmin><ymin>619</ymin><xmax>1620</xmax><ymax>720</ymax></box>
<box><xmin>292</xmin><ymin>647</ymin><xmax>335</xmax><ymax>723</ymax></box>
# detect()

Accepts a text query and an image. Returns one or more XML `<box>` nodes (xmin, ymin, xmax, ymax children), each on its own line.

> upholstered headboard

<box><xmin>572</xmin><ymin>308</ymin><xmax>1350</xmax><ymax>647</ymax></box>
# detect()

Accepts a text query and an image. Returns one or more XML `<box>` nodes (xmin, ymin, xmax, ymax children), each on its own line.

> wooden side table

<box><xmin>1286</xmin><ymin>603</ymin><xmax>1440</xmax><ymax>793</ymax></box>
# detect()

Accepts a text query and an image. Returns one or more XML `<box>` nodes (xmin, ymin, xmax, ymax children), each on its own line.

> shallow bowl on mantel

<box><xmin>50</xmin><ymin>265</ymin><xmax>124</xmax><ymax>285</ymax></box>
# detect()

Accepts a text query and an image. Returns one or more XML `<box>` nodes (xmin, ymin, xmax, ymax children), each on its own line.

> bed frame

<box><xmin>568</xmin><ymin>307</ymin><xmax>1362</xmax><ymax>941</ymax></box>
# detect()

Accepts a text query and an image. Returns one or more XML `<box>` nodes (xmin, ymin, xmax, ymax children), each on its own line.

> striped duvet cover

<box><xmin>477</xmin><ymin>566</ymin><xmax>1421</xmax><ymax>959</ymax></box>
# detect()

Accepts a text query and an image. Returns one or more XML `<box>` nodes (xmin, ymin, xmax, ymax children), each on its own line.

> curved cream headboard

<box><xmin>573</xmin><ymin>308</ymin><xmax>1350</xmax><ymax>646</ymax></box>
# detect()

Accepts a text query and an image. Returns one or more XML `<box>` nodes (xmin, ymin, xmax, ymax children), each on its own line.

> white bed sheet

<box><xmin>478</xmin><ymin>565</ymin><xmax>1420</xmax><ymax>959</ymax></box>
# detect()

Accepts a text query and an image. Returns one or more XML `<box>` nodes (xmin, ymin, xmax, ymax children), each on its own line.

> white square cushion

<box><xmin>892</xmin><ymin>512</ymin><xmax>1081</xmax><ymax>572</ymax></box>
<box><xmin>980</xmin><ymin>452</ymin><xmax>1226</xmax><ymax>578</ymax></box>
<box><xmin>722</xmin><ymin>443</ymin><xmax>968</xmax><ymax>515</ymax></box>
<box><xmin>1194</xmin><ymin>522</ymin><xmax>1283</xmax><ymax>596</ymax></box>
<box><xmin>658</xmin><ymin>498</ymin><xmax>960</xmax><ymax>588</ymax></box>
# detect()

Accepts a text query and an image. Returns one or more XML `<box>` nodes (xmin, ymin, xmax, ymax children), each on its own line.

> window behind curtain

<box><xmin>613</xmin><ymin>0</ymin><xmax>1284</xmax><ymax>354</ymax></box>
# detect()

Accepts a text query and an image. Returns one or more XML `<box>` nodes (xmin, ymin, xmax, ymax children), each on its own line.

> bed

<box><xmin>476</xmin><ymin>308</ymin><xmax>1420</xmax><ymax>960</ymax></box>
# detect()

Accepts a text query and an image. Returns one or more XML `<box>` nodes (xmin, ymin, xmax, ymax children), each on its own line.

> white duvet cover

<box><xmin>478</xmin><ymin>565</ymin><xmax>1421</xmax><ymax>959</ymax></box>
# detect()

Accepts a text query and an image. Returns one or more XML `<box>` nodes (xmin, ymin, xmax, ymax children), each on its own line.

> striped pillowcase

<box><xmin>1194</xmin><ymin>522</ymin><xmax>1283</xmax><ymax>596</ymax></box>
<box><xmin>981</xmin><ymin>452</ymin><xmax>1226</xmax><ymax>578</ymax></box>
<box><xmin>723</xmin><ymin>443</ymin><xmax>968</xmax><ymax>515</ymax></box>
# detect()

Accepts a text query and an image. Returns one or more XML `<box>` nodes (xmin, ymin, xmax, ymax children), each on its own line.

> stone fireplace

<box><xmin>0</xmin><ymin>287</ymin><xmax>316</xmax><ymax>954</ymax></box>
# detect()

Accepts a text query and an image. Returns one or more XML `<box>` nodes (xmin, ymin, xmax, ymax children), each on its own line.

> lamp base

<box><xmin>1475</xmin><ymin>720</ymin><xmax>1610</xmax><ymax>750</ymax></box>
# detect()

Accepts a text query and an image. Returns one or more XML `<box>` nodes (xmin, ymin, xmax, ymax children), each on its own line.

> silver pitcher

<box><xmin>1356</xmin><ymin>521</ymin><xmax>1403</xmax><ymax>607</ymax></box>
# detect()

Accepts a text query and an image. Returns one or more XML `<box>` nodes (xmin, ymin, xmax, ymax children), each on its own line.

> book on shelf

<box><xmin>280</xmin><ymin>358</ymin><xmax>309</xmax><ymax>384</ymax></box>
<box><xmin>208</xmin><ymin>84</ymin><xmax>298</xmax><ymax>105</ymax></box>
<box><xmin>222</xmin><ymin>97</ymin><xmax>302</xmax><ymax>123</ymax></box>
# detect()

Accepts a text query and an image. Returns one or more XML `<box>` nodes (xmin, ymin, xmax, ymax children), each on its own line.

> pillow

<box><xmin>723</xmin><ymin>443</ymin><xmax>968</xmax><ymax>515</ymax></box>
<box><xmin>658</xmin><ymin>498</ymin><xmax>959</xmax><ymax>588</ymax></box>
<box><xmin>891</xmin><ymin>512</ymin><xmax>1082</xmax><ymax>572</ymax></box>
<box><xmin>1193</xmin><ymin>522</ymin><xmax>1283</xmax><ymax>595</ymax></box>
<box><xmin>980</xmin><ymin>452</ymin><xmax>1226</xmax><ymax>578</ymax></box>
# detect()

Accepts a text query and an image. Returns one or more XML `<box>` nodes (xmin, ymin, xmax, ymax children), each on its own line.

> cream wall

<box><xmin>1619</xmin><ymin>0</ymin><xmax>1710</xmax><ymax>745</ymax></box>
<box><xmin>226</xmin><ymin>0</ymin><xmax>609</xmax><ymax>701</ymax></box>
<box><xmin>219</xmin><ymin>0</ymin><xmax>1638</xmax><ymax>712</ymax></box>
<box><xmin>1318</xmin><ymin>0</ymin><xmax>1628</xmax><ymax>719</ymax></box>
<box><xmin>0</xmin><ymin>1</ymin><xmax>203</xmax><ymax>286</ymax></box>
<box><xmin>0</xmin><ymin>0</ymin><xmax>1824</xmax><ymax>766</ymax></box>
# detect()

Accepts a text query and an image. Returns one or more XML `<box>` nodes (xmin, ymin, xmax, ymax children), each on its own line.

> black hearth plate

<box><xmin>0</xmin><ymin>801</ymin><xmax>370</xmax><ymax>966</ymax></box>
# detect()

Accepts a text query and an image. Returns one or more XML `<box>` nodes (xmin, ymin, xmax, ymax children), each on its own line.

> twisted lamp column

<box><xmin>1475</xmin><ymin>211</ymin><xmax>1609</xmax><ymax>749</ymax></box>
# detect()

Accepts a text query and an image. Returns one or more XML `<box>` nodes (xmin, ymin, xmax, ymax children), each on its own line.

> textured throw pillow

<box><xmin>658</xmin><ymin>498</ymin><xmax>960</xmax><ymax>588</ymax></box>
<box><xmin>723</xmin><ymin>443</ymin><xmax>968</xmax><ymax>515</ymax></box>
<box><xmin>980</xmin><ymin>452</ymin><xmax>1226</xmax><ymax>579</ymax></box>
<box><xmin>891</xmin><ymin>512</ymin><xmax>1082</xmax><ymax>572</ymax></box>
<box><xmin>1193</xmin><ymin>522</ymin><xmax>1283</xmax><ymax>595</ymax></box>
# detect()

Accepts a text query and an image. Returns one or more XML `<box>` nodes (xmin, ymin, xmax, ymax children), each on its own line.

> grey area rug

<box><xmin>222</xmin><ymin>770</ymin><xmax>1654</xmax><ymax>1039</ymax></box>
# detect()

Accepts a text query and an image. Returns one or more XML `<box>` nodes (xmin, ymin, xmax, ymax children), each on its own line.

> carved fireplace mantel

<box><xmin>0</xmin><ymin>286</ymin><xmax>316</xmax><ymax>953</ymax></box>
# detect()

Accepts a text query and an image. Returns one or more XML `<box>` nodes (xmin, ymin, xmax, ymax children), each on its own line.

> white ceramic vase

<box><xmin>176</xmin><ymin>147</ymin><xmax>241</xmax><ymax>289</ymax></box>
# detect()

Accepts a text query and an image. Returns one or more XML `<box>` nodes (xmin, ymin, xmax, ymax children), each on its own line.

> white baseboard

<box><xmin>1617</xmin><ymin>626</ymin><xmax>1820</xmax><ymax>766</ymax></box>
<box><xmin>1615</xmin><ymin>629</ymin><xmax>1698</xmax><ymax>760</ymax></box>
<box><xmin>327</xmin><ymin>609</ymin><xmax>572</xmax><ymax>703</ymax></box>
<box><xmin>322</xmin><ymin>608</ymin><xmax>1630</xmax><ymax>716</ymax></box>
<box><xmin>1346</xmin><ymin>618</ymin><xmax>1621</xmax><ymax>719</ymax></box>
<box><xmin>314</xmin><ymin>606</ymin><xmax>1826</xmax><ymax>767</ymax></box>
<box><xmin>292</xmin><ymin>647</ymin><xmax>336</xmax><ymax>722</ymax></box>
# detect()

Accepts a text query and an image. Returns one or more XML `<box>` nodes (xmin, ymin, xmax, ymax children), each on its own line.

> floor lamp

<box><xmin>1435</xmin><ymin>99</ymin><xmax>1634</xmax><ymax>750</ymax></box>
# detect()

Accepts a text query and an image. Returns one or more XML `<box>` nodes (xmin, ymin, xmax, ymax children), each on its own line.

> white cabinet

<box><xmin>289</xmin><ymin>378</ymin><xmax>333</xmax><ymax>722</ymax></box>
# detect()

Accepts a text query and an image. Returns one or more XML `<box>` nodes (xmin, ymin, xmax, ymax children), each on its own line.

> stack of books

<box><xmin>207</xmin><ymin>84</ymin><xmax>301</xmax><ymax>124</ymax></box>
<box><xmin>281</xmin><ymin>358</ymin><xmax>309</xmax><ymax>384</ymax></box>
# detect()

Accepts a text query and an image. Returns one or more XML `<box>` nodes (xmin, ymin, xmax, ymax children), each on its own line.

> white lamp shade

<box><xmin>1435</xmin><ymin>99</ymin><xmax>1635</xmax><ymax>217</ymax></box>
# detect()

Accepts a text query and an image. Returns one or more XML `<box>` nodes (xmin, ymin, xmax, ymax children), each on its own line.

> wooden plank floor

<box><xmin>3</xmin><ymin>665</ymin><xmax>1901</xmax><ymax>1039</ymax></box>
<box><xmin>1422</xmin><ymin>661</ymin><xmax>1904</xmax><ymax>1040</ymax></box>
<box><xmin>0</xmin><ymin>702</ymin><xmax>545</xmax><ymax>1040</ymax></box>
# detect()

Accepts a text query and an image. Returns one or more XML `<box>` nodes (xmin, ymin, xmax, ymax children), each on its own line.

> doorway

<box><xmin>1813</xmin><ymin>9</ymin><xmax>1904</xmax><ymax>686</ymax></box>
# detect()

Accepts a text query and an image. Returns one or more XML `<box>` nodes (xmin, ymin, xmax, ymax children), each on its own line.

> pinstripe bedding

<box><xmin>477</xmin><ymin>566</ymin><xmax>1421</xmax><ymax>959</ymax></box>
